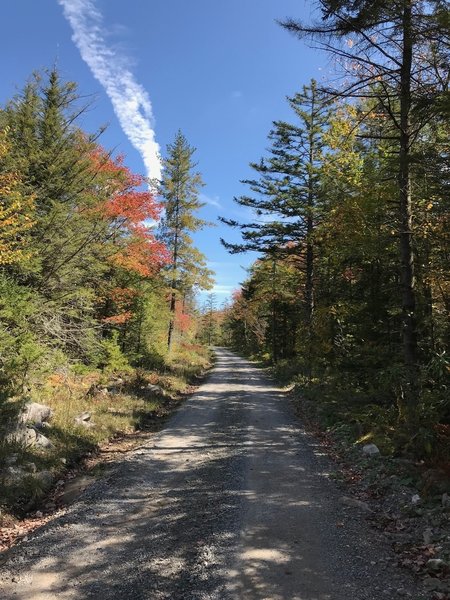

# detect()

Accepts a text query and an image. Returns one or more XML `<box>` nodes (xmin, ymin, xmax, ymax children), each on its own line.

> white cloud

<box><xmin>200</xmin><ymin>193</ymin><xmax>222</xmax><ymax>209</ymax></box>
<box><xmin>58</xmin><ymin>0</ymin><xmax>162</xmax><ymax>181</ymax></box>
<box><xmin>209</xmin><ymin>284</ymin><xmax>236</xmax><ymax>295</ymax></box>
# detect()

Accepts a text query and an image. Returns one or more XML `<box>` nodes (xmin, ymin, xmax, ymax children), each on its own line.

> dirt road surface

<box><xmin>0</xmin><ymin>348</ymin><xmax>422</xmax><ymax>599</ymax></box>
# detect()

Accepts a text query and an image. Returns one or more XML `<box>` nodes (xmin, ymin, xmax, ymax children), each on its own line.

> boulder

<box><xmin>362</xmin><ymin>443</ymin><xmax>380</xmax><ymax>457</ymax></box>
<box><xmin>34</xmin><ymin>431</ymin><xmax>54</xmax><ymax>449</ymax></box>
<box><xmin>75</xmin><ymin>411</ymin><xmax>91</xmax><ymax>422</ymax></box>
<box><xmin>147</xmin><ymin>384</ymin><xmax>165</xmax><ymax>396</ymax></box>
<box><xmin>7</xmin><ymin>426</ymin><xmax>36</xmax><ymax>446</ymax></box>
<box><xmin>4</xmin><ymin>465</ymin><xmax>27</xmax><ymax>484</ymax></box>
<box><xmin>7</xmin><ymin>426</ymin><xmax>54</xmax><ymax>449</ymax></box>
<box><xmin>19</xmin><ymin>402</ymin><xmax>53</xmax><ymax>426</ymax></box>
<box><xmin>426</xmin><ymin>558</ymin><xmax>447</xmax><ymax>572</ymax></box>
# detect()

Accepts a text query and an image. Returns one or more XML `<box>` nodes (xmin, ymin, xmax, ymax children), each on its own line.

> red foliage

<box><xmin>110</xmin><ymin>235</ymin><xmax>169</xmax><ymax>278</ymax></box>
<box><xmin>109</xmin><ymin>287</ymin><xmax>138</xmax><ymax>304</ymax></box>
<box><xmin>100</xmin><ymin>287</ymin><xmax>137</xmax><ymax>325</ymax></box>
<box><xmin>175</xmin><ymin>305</ymin><xmax>193</xmax><ymax>333</ymax></box>
<box><xmin>231</xmin><ymin>288</ymin><xmax>242</xmax><ymax>302</ymax></box>
<box><xmin>88</xmin><ymin>146</ymin><xmax>170</xmax><ymax>277</ymax></box>
<box><xmin>102</xmin><ymin>312</ymin><xmax>133</xmax><ymax>325</ymax></box>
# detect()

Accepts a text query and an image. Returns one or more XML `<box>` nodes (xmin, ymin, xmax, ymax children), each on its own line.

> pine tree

<box><xmin>221</xmin><ymin>81</ymin><xmax>331</xmax><ymax>359</ymax></box>
<box><xmin>281</xmin><ymin>0</ymin><xmax>450</xmax><ymax>425</ymax></box>
<box><xmin>158</xmin><ymin>131</ymin><xmax>213</xmax><ymax>349</ymax></box>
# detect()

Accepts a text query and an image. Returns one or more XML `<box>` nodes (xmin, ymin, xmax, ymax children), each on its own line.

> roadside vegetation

<box><xmin>219</xmin><ymin>0</ymin><xmax>449</xmax><ymax>465</ymax></box>
<box><xmin>0</xmin><ymin>69</ymin><xmax>213</xmax><ymax>520</ymax></box>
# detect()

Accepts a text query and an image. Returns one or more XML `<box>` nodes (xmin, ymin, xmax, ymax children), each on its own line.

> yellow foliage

<box><xmin>0</xmin><ymin>128</ymin><xmax>35</xmax><ymax>265</ymax></box>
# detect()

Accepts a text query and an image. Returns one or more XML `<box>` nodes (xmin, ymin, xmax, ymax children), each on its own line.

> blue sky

<box><xmin>1</xmin><ymin>0</ymin><xmax>328</xmax><ymax>305</ymax></box>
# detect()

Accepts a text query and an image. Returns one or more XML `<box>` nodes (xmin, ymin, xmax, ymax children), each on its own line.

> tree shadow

<box><xmin>0</xmin><ymin>349</ymin><xmax>419</xmax><ymax>599</ymax></box>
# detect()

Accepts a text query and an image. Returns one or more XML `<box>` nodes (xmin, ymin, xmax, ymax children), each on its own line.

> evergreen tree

<box><xmin>221</xmin><ymin>81</ymin><xmax>331</xmax><ymax>359</ymax></box>
<box><xmin>158</xmin><ymin>131</ymin><xmax>213</xmax><ymax>349</ymax></box>
<box><xmin>281</xmin><ymin>0</ymin><xmax>450</xmax><ymax>425</ymax></box>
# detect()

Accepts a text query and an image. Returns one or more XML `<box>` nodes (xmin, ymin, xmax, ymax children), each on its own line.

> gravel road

<box><xmin>0</xmin><ymin>348</ymin><xmax>424</xmax><ymax>599</ymax></box>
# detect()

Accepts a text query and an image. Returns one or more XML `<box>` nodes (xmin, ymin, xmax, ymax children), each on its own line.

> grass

<box><xmin>0</xmin><ymin>344</ymin><xmax>212</xmax><ymax>518</ymax></box>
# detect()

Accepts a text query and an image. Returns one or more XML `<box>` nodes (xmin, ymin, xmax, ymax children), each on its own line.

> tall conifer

<box><xmin>158</xmin><ymin>131</ymin><xmax>213</xmax><ymax>349</ymax></box>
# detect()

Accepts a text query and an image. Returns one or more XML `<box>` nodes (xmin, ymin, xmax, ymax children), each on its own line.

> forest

<box><xmin>219</xmin><ymin>2</ymin><xmax>449</xmax><ymax>460</ymax></box>
<box><xmin>0</xmin><ymin>1</ymin><xmax>449</xmax><ymax>596</ymax></box>
<box><xmin>0</xmin><ymin>70</ymin><xmax>214</xmax><ymax>512</ymax></box>
<box><xmin>0</xmin><ymin>0</ymin><xmax>449</xmax><ymax>518</ymax></box>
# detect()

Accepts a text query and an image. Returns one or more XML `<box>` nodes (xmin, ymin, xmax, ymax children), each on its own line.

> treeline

<box><xmin>221</xmin><ymin>1</ymin><xmax>449</xmax><ymax>456</ymax></box>
<box><xmin>0</xmin><ymin>70</ymin><xmax>212</xmax><ymax>404</ymax></box>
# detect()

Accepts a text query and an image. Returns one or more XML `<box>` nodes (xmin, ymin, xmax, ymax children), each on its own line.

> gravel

<box><xmin>0</xmin><ymin>348</ymin><xmax>426</xmax><ymax>599</ymax></box>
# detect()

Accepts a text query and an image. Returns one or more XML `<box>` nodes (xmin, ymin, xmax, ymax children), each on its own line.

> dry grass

<box><xmin>0</xmin><ymin>345</ymin><xmax>212</xmax><ymax>516</ymax></box>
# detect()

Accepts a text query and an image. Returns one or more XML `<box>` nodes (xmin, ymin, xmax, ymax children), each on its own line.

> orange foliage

<box><xmin>175</xmin><ymin>305</ymin><xmax>193</xmax><ymax>333</ymax></box>
<box><xmin>88</xmin><ymin>146</ymin><xmax>170</xmax><ymax>277</ymax></box>
<box><xmin>102</xmin><ymin>312</ymin><xmax>133</xmax><ymax>325</ymax></box>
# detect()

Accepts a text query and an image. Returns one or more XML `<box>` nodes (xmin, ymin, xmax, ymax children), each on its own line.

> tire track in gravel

<box><xmin>0</xmin><ymin>348</ymin><xmax>424</xmax><ymax>599</ymax></box>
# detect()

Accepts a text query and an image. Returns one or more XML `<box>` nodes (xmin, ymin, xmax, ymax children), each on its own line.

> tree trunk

<box><xmin>167</xmin><ymin>198</ymin><xmax>180</xmax><ymax>350</ymax></box>
<box><xmin>305</xmin><ymin>88</ymin><xmax>316</xmax><ymax>378</ymax></box>
<box><xmin>271</xmin><ymin>258</ymin><xmax>278</xmax><ymax>363</ymax></box>
<box><xmin>167</xmin><ymin>290</ymin><xmax>176</xmax><ymax>349</ymax></box>
<box><xmin>398</xmin><ymin>0</ymin><xmax>418</xmax><ymax>424</ymax></box>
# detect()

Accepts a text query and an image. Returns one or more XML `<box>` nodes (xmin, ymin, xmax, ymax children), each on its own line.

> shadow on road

<box><xmin>1</xmin><ymin>350</ymin><xmax>414</xmax><ymax>600</ymax></box>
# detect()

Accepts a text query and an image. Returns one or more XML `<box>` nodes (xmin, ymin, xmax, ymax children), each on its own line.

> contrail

<box><xmin>58</xmin><ymin>0</ymin><xmax>162</xmax><ymax>181</ymax></box>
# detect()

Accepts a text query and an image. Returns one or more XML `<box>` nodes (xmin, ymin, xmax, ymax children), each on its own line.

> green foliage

<box><xmin>99</xmin><ymin>332</ymin><xmax>132</xmax><ymax>374</ymax></box>
<box><xmin>158</xmin><ymin>130</ymin><xmax>214</xmax><ymax>295</ymax></box>
<box><xmin>0</xmin><ymin>68</ymin><xmax>215</xmax><ymax>517</ymax></box>
<box><xmin>222</xmin><ymin>74</ymin><xmax>449</xmax><ymax>457</ymax></box>
<box><xmin>158</xmin><ymin>130</ymin><xmax>214</xmax><ymax>349</ymax></box>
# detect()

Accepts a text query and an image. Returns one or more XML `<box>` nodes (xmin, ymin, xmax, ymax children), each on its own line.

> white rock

<box><xmin>147</xmin><ymin>384</ymin><xmax>164</xmax><ymax>395</ymax></box>
<box><xmin>74</xmin><ymin>412</ymin><xmax>95</xmax><ymax>428</ymax></box>
<box><xmin>7</xmin><ymin>427</ymin><xmax>37</xmax><ymax>447</ymax></box>
<box><xmin>75</xmin><ymin>411</ymin><xmax>91</xmax><ymax>422</ymax></box>
<box><xmin>362</xmin><ymin>443</ymin><xmax>380</xmax><ymax>456</ymax></box>
<box><xmin>33</xmin><ymin>431</ymin><xmax>54</xmax><ymax>449</ymax></box>
<box><xmin>19</xmin><ymin>402</ymin><xmax>53</xmax><ymax>425</ymax></box>
<box><xmin>427</xmin><ymin>558</ymin><xmax>447</xmax><ymax>571</ymax></box>
<box><xmin>411</xmin><ymin>494</ymin><xmax>421</xmax><ymax>505</ymax></box>
<box><xmin>5</xmin><ymin>466</ymin><xmax>26</xmax><ymax>482</ymax></box>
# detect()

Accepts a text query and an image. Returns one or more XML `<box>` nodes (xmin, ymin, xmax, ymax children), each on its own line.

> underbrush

<box><xmin>270</xmin><ymin>358</ymin><xmax>450</xmax><ymax>466</ymax></box>
<box><xmin>0</xmin><ymin>344</ymin><xmax>212</xmax><ymax>518</ymax></box>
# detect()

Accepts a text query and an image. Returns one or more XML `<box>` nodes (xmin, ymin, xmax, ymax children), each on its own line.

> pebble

<box><xmin>427</xmin><ymin>558</ymin><xmax>447</xmax><ymax>571</ymax></box>
<box><xmin>423</xmin><ymin>528</ymin><xmax>433</xmax><ymax>544</ymax></box>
